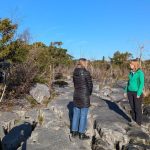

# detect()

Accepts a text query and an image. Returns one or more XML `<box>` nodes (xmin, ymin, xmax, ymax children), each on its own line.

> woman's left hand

<box><xmin>137</xmin><ymin>96</ymin><xmax>140</xmax><ymax>99</ymax></box>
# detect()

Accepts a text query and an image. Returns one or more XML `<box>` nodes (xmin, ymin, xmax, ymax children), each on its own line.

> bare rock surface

<box><xmin>0</xmin><ymin>80</ymin><xmax>149</xmax><ymax>150</ymax></box>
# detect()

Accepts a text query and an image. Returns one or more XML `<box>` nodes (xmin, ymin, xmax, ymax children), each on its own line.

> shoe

<box><xmin>79</xmin><ymin>133</ymin><xmax>90</xmax><ymax>140</ymax></box>
<box><xmin>137</xmin><ymin>122</ymin><xmax>141</xmax><ymax>126</ymax></box>
<box><xmin>71</xmin><ymin>131</ymin><xmax>78</xmax><ymax>138</ymax></box>
<box><xmin>128</xmin><ymin>121</ymin><xmax>138</xmax><ymax>127</ymax></box>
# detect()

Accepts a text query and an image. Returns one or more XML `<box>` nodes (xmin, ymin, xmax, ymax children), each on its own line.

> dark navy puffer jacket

<box><xmin>73</xmin><ymin>67</ymin><xmax>93</xmax><ymax>108</ymax></box>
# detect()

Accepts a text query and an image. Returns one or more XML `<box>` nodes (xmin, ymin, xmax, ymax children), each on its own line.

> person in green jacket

<box><xmin>124</xmin><ymin>58</ymin><xmax>144</xmax><ymax>126</ymax></box>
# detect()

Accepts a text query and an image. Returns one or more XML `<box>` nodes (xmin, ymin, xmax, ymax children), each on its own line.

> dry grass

<box><xmin>37</xmin><ymin>110</ymin><xmax>44</xmax><ymax>126</ymax></box>
<box><xmin>26</xmin><ymin>95</ymin><xmax>38</xmax><ymax>108</ymax></box>
<box><xmin>143</xmin><ymin>93</ymin><xmax>150</xmax><ymax>105</ymax></box>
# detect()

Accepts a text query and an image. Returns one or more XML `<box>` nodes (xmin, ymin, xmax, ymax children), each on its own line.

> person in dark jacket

<box><xmin>124</xmin><ymin>58</ymin><xmax>145</xmax><ymax>126</ymax></box>
<box><xmin>71</xmin><ymin>58</ymin><xmax>93</xmax><ymax>140</ymax></box>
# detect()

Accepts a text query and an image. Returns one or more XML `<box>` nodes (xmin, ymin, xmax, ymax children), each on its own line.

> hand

<box><xmin>124</xmin><ymin>93</ymin><xmax>127</xmax><ymax>98</ymax></box>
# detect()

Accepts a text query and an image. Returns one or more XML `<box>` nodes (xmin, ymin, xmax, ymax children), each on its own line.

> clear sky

<box><xmin>0</xmin><ymin>0</ymin><xmax>150</xmax><ymax>60</ymax></box>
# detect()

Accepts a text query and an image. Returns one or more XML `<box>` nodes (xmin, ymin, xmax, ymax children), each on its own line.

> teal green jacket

<box><xmin>125</xmin><ymin>69</ymin><xmax>144</xmax><ymax>96</ymax></box>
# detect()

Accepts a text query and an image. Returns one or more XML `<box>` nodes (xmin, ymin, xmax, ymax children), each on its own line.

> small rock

<box><xmin>30</xmin><ymin>83</ymin><xmax>50</xmax><ymax>104</ymax></box>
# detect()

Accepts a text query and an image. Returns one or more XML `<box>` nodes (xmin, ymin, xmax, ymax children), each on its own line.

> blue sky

<box><xmin>0</xmin><ymin>0</ymin><xmax>150</xmax><ymax>60</ymax></box>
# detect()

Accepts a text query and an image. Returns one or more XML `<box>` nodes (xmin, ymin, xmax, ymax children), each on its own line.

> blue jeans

<box><xmin>72</xmin><ymin>107</ymin><xmax>89</xmax><ymax>133</ymax></box>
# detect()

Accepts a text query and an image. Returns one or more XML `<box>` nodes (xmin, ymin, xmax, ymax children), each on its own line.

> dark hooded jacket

<box><xmin>73</xmin><ymin>66</ymin><xmax>93</xmax><ymax>108</ymax></box>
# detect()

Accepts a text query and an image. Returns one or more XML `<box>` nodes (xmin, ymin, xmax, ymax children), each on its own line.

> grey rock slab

<box><xmin>91</xmin><ymin>96</ymin><xmax>108</xmax><ymax>108</ymax></box>
<box><xmin>100</xmin><ymin>86</ymin><xmax>112</xmax><ymax>96</ymax></box>
<box><xmin>111</xmin><ymin>88</ymin><xmax>125</xmax><ymax>93</ymax></box>
<box><xmin>0</xmin><ymin>112</ymin><xmax>19</xmax><ymax>123</ymax></box>
<box><xmin>127</xmin><ymin>128</ymin><xmax>150</xmax><ymax>140</ymax></box>
<box><xmin>109</xmin><ymin>93</ymin><xmax>124</xmax><ymax>102</ymax></box>
<box><xmin>30</xmin><ymin>83</ymin><xmax>50</xmax><ymax>103</ymax></box>
<box><xmin>0</xmin><ymin>111</ymin><xmax>19</xmax><ymax>130</ymax></box>
<box><xmin>25</xmin><ymin>109</ymin><xmax>38</xmax><ymax>122</ymax></box>
<box><xmin>4</xmin><ymin>80</ymin><xmax>150</xmax><ymax>150</ymax></box>
<box><xmin>115</xmin><ymin>80</ymin><xmax>127</xmax><ymax>89</ymax></box>
<box><xmin>124</xmin><ymin>140</ymin><xmax>150</xmax><ymax>150</ymax></box>
<box><xmin>91</xmin><ymin>100</ymin><xmax>131</xmax><ymax>124</ymax></box>
<box><xmin>27</xmin><ymin>127</ymin><xmax>90</xmax><ymax>150</ymax></box>
<box><xmin>41</xmin><ymin>108</ymin><xmax>65</xmax><ymax>129</ymax></box>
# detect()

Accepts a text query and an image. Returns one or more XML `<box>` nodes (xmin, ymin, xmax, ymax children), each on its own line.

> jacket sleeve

<box><xmin>85</xmin><ymin>71</ymin><xmax>93</xmax><ymax>95</ymax></box>
<box><xmin>137</xmin><ymin>71</ymin><xmax>145</xmax><ymax>96</ymax></box>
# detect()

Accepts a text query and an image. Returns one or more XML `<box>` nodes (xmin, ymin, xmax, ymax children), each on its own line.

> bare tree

<box><xmin>50</xmin><ymin>41</ymin><xmax>63</xmax><ymax>48</ymax></box>
<box><xmin>138</xmin><ymin>45</ymin><xmax>144</xmax><ymax>67</ymax></box>
<box><xmin>18</xmin><ymin>28</ymin><xmax>31</xmax><ymax>44</ymax></box>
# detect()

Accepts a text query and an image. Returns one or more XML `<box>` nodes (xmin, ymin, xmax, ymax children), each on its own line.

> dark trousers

<box><xmin>127</xmin><ymin>91</ymin><xmax>143</xmax><ymax>125</ymax></box>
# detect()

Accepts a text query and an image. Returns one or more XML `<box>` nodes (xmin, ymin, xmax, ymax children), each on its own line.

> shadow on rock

<box><xmin>1</xmin><ymin>121</ymin><xmax>37</xmax><ymax>150</ymax></box>
<box><xmin>52</xmin><ymin>80</ymin><xmax>69</xmax><ymax>88</ymax></box>
<box><xmin>67</xmin><ymin>101</ymin><xmax>74</xmax><ymax>132</ymax></box>
<box><xmin>104</xmin><ymin>99</ymin><xmax>131</xmax><ymax>122</ymax></box>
